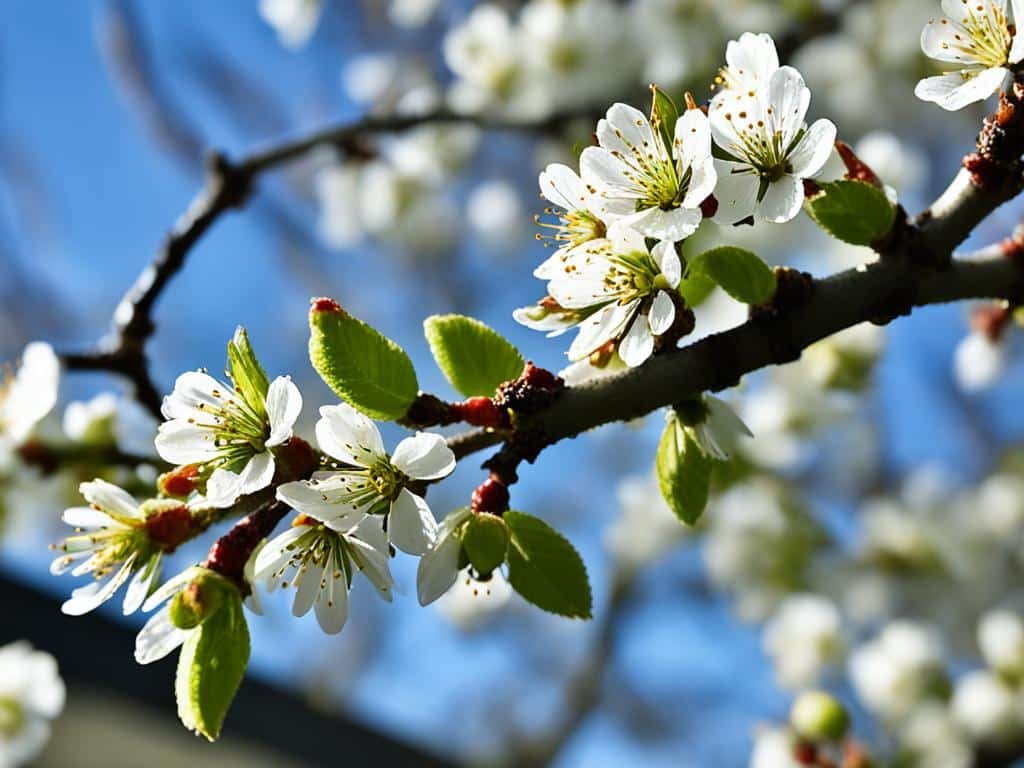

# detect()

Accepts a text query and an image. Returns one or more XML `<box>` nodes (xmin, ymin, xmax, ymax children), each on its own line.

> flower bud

<box><xmin>159</xmin><ymin>464</ymin><xmax>200</xmax><ymax>499</ymax></box>
<box><xmin>471</xmin><ymin>476</ymin><xmax>509</xmax><ymax>515</ymax></box>
<box><xmin>168</xmin><ymin>572</ymin><xmax>229</xmax><ymax>630</ymax></box>
<box><xmin>790</xmin><ymin>691</ymin><xmax>849</xmax><ymax>743</ymax></box>
<box><xmin>461</xmin><ymin>513</ymin><xmax>509</xmax><ymax>577</ymax></box>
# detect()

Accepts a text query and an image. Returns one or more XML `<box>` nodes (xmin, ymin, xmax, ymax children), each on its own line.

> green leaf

<box><xmin>461</xmin><ymin>512</ymin><xmax>510</xmax><ymax>576</ymax></box>
<box><xmin>227</xmin><ymin>326</ymin><xmax>270</xmax><ymax>419</ymax></box>
<box><xmin>309</xmin><ymin>300</ymin><xmax>419</xmax><ymax>421</ymax></box>
<box><xmin>805</xmin><ymin>180</ymin><xmax>896</xmax><ymax>246</ymax></box>
<box><xmin>656</xmin><ymin>415</ymin><xmax>714</xmax><ymax>525</ymax></box>
<box><xmin>687</xmin><ymin>246</ymin><xmax>776</xmax><ymax>305</ymax></box>
<box><xmin>175</xmin><ymin>590</ymin><xmax>250</xmax><ymax>741</ymax></box>
<box><xmin>678</xmin><ymin>270</ymin><xmax>716</xmax><ymax>307</ymax></box>
<box><xmin>423</xmin><ymin>314</ymin><xmax>524</xmax><ymax>398</ymax></box>
<box><xmin>650</xmin><ymin>85</ymin><xmax>679</xmax><ymax>155</ymax></box>
<box><xmin>504</xmin><ymin>511</ymin><xmax>592</xmax><ymax>619</ymax></box>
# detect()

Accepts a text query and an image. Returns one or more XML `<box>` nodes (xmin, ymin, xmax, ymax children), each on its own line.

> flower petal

<box><xmin>648</xmin><ymin>291</ymin><xmax>677</xmax><ymax>336</ymax></box>
<box><xmin>61</xmin><ymin>558</ymin><xmax>134</xmax><ymax>616</ymax></box>
<box><xmin>314</xmin><ymin>551</ymin><xmax>349</xmax><ymax>634</ymax></box>
<box><xmin>618</xmin><ymin>317</ymin><xmax>655</xmax><ymax>367</ymax></box>
<box><xmin>79</xmin><ymin>479</ymin><xmax>139</xmax><ymax>520</ymax></box>
<box><xmin>390</xmin><ymin>432</ymin><xmax>456</xmax><ymax>481</ymax></box>
<box><xmin>757</xmin><ymin>174</ymin><xmax>805</xmax><ymax>224</ymax></box>
<box><xmin>417</xmin><ymin>530</ymin><xmax>462</xmax><ymax>606</ymax></box>
<box><xmin>388</xmin><ymin>488</ymin><xmax>437</xmax><ymax>555</ymax></box>
<box><xmin>134</xmin><ymin>607</ymin><xmax>189</xmax><ymax>665</ymax></box>
<box><xmin>539</xmin><ymin>163</ymin><xmax>589</xmax><ymax>211</ymax></box>
<box><xmin>652</xmin><ymin>240</ymin><xmax>682</xmax><ymax>287</ymax></box>
<box><xmin>122</xmin><ymin>556</ymin><xmax>160</xmax><ymax>616</ymax></box>
<box><xmin>141</xmin><ymin>567</ymin><xmax>198</xmax><ymax>613</ymax></box>
<box><xmin>154</xmin><ymin>420</ymin><xmax>220</xmax><ymax>465</ymax></box>
<box><xmin>711</xmin><ymin>160</ymin><xmax>759</xmax><ymax>224</ymax></box>
<box><xmin>315</xmin><ymin>403</ymin><xmax>385</xmax><ymax>467</ymax></box>
<box><xmin>275</xmin><ymin>475</ymin><xmax>371</xmax><ymax>529</ymax></box>
<box><xmin>291</xmin><ymin>559</ymin><xmax>325</xmax><ymax>617</ymax></box>
<box><xmin>265</xmin><ymin>376</ymin><xmax>302</xmax><ymax>447</ymax></box>
<box><xmin>788</xmin><ymin>119</ymin><xmax>837</xmax><ymax>179</ymax></box>
<box><xmin>61</xmin><ymin>506</ymin><xmax>116</xmax><ymax>530</ymax></box>
<box><xmin>619</xmin><ymin>205</ymin><xmax>701</xmax><ymax>241</ymax></box>
<box><xmin>253</xmin><ymin>525</ymin><xmax>310</xmax><ymax>581</ymax></box>
<box><xmin>915</xmin><ymin>68</ymin><xmax>1008</xmax><ymax>110</ymax></box>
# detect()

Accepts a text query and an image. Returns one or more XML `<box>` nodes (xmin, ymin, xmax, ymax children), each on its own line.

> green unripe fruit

<box><xmin>168</xmin><ymin>571</ymin><xmax>230</xmax><ymax>630</ymax></box>
<box><xmin>462</xmin><ymin>513</ymin><xmax>510</xmax><ymax>577</ymax></box>
<box><xmin>790</xmin><ymin>690</ymin><xmax>849</xmax><ymax>743</ymax></box>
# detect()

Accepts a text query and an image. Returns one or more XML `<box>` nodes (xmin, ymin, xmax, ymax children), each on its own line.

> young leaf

<box><xmin>227</xmin><ymin>326</ymin><xmax>270</xmax><ymax>419</ymax></box>
<box><xmin>650</xmin><ymin>85</ymin><xmax>679</xmax><ymax>154</ymax></box>
<box><xmin>424</xmin><ymin>314</ymin><xmax>524</xmax><ymax>398</ymax></box>
<box><xmin>309</xmin><ymin>299</ymin><xmax>419</xmax><ymax>421</ymax></box>
<box><xmin>687</xmin><ymin>247</ymin><xmax>776</xmax><ymax>305</ymax></box>
<box><xmin>656</xmin><ymin>415</ymin><xmax>714</xmax><ymax>525</ymax></box>
<box><xmin>678</xmin><ymin>270</ymin><xmax>716</xmax><ymax>308</ymax></box>
<box><xmin>505</xmin><ymin>511</ymin><xmax>592</xmax><ymax>619</ymax></box>
<box><xmin>805</xmin><ymin>180</ymin><xmax>896</xmax><ymax>246</ymax></box>
<box><xmin>175</xmin><ymin>591</ymin><xmax>250</xmax><ymax>742</ymax></box>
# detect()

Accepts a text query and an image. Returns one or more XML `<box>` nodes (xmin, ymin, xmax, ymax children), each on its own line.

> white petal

<box><xmin>49</xmin><ymin>549</ymin><xmax>91</xmax><ymax>576</ymax></box>
<box><xmin>921</xmin><ymin>17</ymin><xmax>976</xmax><ymax>64</ymax></box>
<box><xmin>314</xmin><ymin>555</ymin><xmax>349</xmax><ymax>634</ymax></box>
<box><xmin>725</xmin><ymin>32</ymin><xmax>779</xmax><ymax>85</ymax></box>
<box><xmin>349</xmin><ymin>522</ymin><xmax>394</xmax><ymax>601</ymax></box>
<box><xmin>620</xmin><ymin>205</ymin><xmax>701</xmax><ymax>242</ymax></box>
<box><xmin>1011</xmin><ymin>0</ymin><xmax>1024</xmax><ymax>62</ymax></box>
<box><xmin>265</xmin><ymin>376</ymin><xmax>302</xmax><ymax>447</ymax></box>
<box><xmin>160</xmin><ymin>371</ymin><xmax>232</xmax><ymax>420</ymax></box>
<box><xmin>315</xmin><ymin>403</ymin><xmax>385</xmax><ymax>467</ymax></box>
<box><xmin>291</xmin><ymin>559</ymin><xmax>325</xmax><ymax>617</ymax></box>
<box><xmin>134</xmin><ymin>607</ymin><xmax>189</xmax><ymax>664</ymax></box>
<box><xmin>757</xmin><ymin>174</ymin><xmax>805</xmax><ymax>224</ymax></box>
<box><xmin>674</xmin><ymin>108</ymin><xmax>712</xmax><ymax>173</ymax></box>
<box><xmin>539</xmin><ymin>163</ymin><xmax>588</xmax><ymax>211</ymax></box>
<box><xmin>682</xmin><ymin>158</ymin><xmax>717</xmax><ymax>210</ymax></box>
<box><xmin>61</xmin><ymin>506</ymin><xmax>117</xmax><ymax>529</ymax></box>
<box><xmin>707</xmin><ymin>395</ymin><xmax>754</xmax><ymax>439</ymax></box>
<box><xmin>652</xmin><ymin>240</ymin><xmax>682</xmax><ymax>287</ymax></box>
<box><xmin>598</xmin><ymin>102</ymin><xmax>658</xmax><ymax>160</ymax></box>
<box><xmin>154</xmin><ymin>420</ymin><xmax>220</xmax><ymax>465</ymax></box>
<box><xmin>122</xmin><ymin>557</ymin><xmax>160</xmax><ymax>615</ymax></box>
<box><xmin>141</xmin><ymin>567</ymin><xmax>198</xmax><ymax>612</ymax></box>
<box><xmin>253</xmin><ymin>525</ymin><xmax>309</xmax><ymax>579</ymax></box>
<box><xmin>2</xmin><ymin>342</ymin><xmax>59</xmax><ymax>443</ymax></box>
<box><xmin>766</xmin><ymin>66</ymin><xmax>810</xmax><ymax>149</ymax></box>
<box><xmin>579</xmin><ymin>146</ymin><xmax>638</xmax><ymax>198</ymax></box>
<box><xmin>649</xmin><ymin>291</ymin><xmax>677</xmax><ymax>336</ymax></box>
<box><xmin>388</xmin><ymin>488</ymin><xmax>437</xmax><ymax>555</ymax></box>
<box><xmin>618</xmin><ymin>317</ymin><xmax>655</xmax><ymax>367</ymax></box>
<box><xmin>915</xmin><ymin>68</ymin><xmax>1008</xmax><ymax>110</ymax></box>
<box><xmin>417</xmin><ymin>530</ymin><xmax>462</xmax><ymax>606</ymax></box>
<box><xmin>61</xmin><ymin>559</ymin><xmax>134</xmax><ymax>616</ymax></box>
<box><xmin>79</xmin><ymin>479</ymin><xmax>139</xmax><ymax>520</ymax></box>
<box><xmin>567</xmin><ymin>302</ymin><xmax>635</xmax><ymax>361</ymax></box>
<box><xmin>788</xmin><ymin>119</ymin><xmax>837</xmax><ymax>179</ymax></box>
<box><xmin>390</xmin><ymin>432</ymin><xmax>456</xmax><ymax>480</ymax></box>
<box><xmin>712</xmin><ymin>160</ymin><xmax>759</xmax><ymax>224</ymax></box>
<box><xmin>275</xmin><ymin>475</ymin><xmax>371</xmax><ymax>529</ymax></box>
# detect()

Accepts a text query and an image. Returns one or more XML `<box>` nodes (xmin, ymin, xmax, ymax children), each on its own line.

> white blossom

<box><xmin>580</xmin><ymin>103</ymin><xmax>716</xmax><ymax>241</ymax></box>
<box><xmin>710</xmin><ymin>65</ymin><xmax>837</xmax><ymax>224</ymax></box>
<box><xmin>916</xmin><ymin>0</ymin><xmax>1024</xmax><ymax>111</ymax></box>
<box><xmin>277</xmin><ymin>403</ymin><xmax>455</xmax><ymax>556</ymax></box>
<box><xmin>849</xmin><ymin>621</ymin><xmax>946</xmax><ymax>722</ymax></box>
<box><xmin>951</xmin><ymin>670</ymin><xmax>1023</xmax><ymax>741</ymax></box>
<box><xmin>0</xmin><ymin>642</ymin><xmax>64</xmax><ymax>768</ymax></box>
<box><xmin>0</xmin><ymin>342</ymin><xmax>59</xmax><ymax>449</ymax></box>
<box><xmin>253</xmin><ymin>515</ymin><xmax>393</xmax><ymax>635</ymax></box>
<box><xmin>534</xmin><ymin>163</ymin><xmax>608</xmax><ymax>279</ymax></box>
<box><xmin>51</xmin><ymin>480</ymin><xmax>176</xmax><ymax>616</ymax></box>
<box><xmin>531</xmin><ymin>225</ymin><xmax>682</xmax><ymax>367</ymax></box>
<box><xmin>749</xmin><ymin>727</ymin><xmax>800</xmax><ymax>768</ymax></box>
<box><xmin>978</xmin><ymin>609</ymin><xmax>1024</xmax><ymax>676</ymax></box>
<box><xmin>954</xmin><ymin>330</ymin><xmax>1006</xmax><ymax>391</ymax></box>
<box><xmin>712</xmin><ymin>31</ymin><xmax>780</xmax><ymax>101</ymax></box>
<box><xmin>155</xmin><ymin>371</ymin><xmax>302</xmax><ymax>508</ymax></box>
<box><xmin>763</xmin><ymin>593</ymin><xmax>844</xmax><ymax>690</ymax></box>
<box><xmin>259</xmin><ymin>0</ymin><xmax>322</xmax><ymax>49</ymax></box>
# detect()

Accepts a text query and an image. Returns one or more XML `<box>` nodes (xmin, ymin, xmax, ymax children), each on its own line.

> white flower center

<box><xmin>535</xmin><ymin>207</ymin><xmax>606</xmax><ymax>250</ymax></box>
<box><xmin>945</xmin><ymin>4</ymin><xmax>1012</xmax><ymax>69</ymax></box>
<box><xmin>606</xmin><ymin>124</ymin><xmax>690</xmax><ymax>211</ymax></box>
<box><xmin>717</xmin><ymin>106</ymin><xmax>800</xmax><ymax>180</ymax></box>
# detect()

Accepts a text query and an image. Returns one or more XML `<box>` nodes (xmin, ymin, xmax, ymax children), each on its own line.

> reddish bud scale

<box><xmin>160</xmin><ymin>464</ymin><xmax>200</xmax><ymax>498</ymax></box>
<box><xmin>970</xmin><ymin>303</ymin><xmax>1012</xmax><ymax>342</ymax></box>
<box><xmin>835</xmin><ymin>141</ymin><xmax>881</xmax><ymax>188</ymax></box>
<box><xmin>311</xmin><ymin>297</ymin><xmax>342</xmax><ymax>314</ymax></box>
<box><xmin>522</xmin><ymin>362</ymin><xmax>558</xmax><ymax>390</ymax></box>
<box><xmin>803</xmin><ymin>179</ymin><xmax>821</xmax><ymax>199</ymax></box>
<box><xmin>16</xmin><ymin>441</ymin><xmax>57</xmax><ymax>474</ymax></box>
<box><xmin>145</xmin><ymin>505</ymin><xmax>195</xmax><ymax>552</ymax></box>
<box><xmin>699</xmin><ymin>194</ymin><xmax>718</xmax><ymax>219</ymax></box>
<box><xmin>792</xmin><ymin>741</ymin><xmax>818</xmax><ymax>766</ymax></box>
<box><xmin>272</xmin><ymin>437</ymin><xmax>319</xmax><ymax>483</ymax></box>
<box><xmin>471</xmin><ymin>475</ymin><xmax>509</xmax><ymax>515</ymax></box>
<box><xmin>450</xmin><ymin>397</ymin><xmax>507</xmax><ymax>428</ymax></box>
<box><xmin>205</xmin><ymin>503</ymin><xmax>290</xmax><ymax>585</ymax></box>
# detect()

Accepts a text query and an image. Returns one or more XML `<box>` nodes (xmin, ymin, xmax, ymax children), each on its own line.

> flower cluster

<box><xmin>515</xmin><ymin>32</ymin><xmax>839</xmax><ymax>370</ymax></box>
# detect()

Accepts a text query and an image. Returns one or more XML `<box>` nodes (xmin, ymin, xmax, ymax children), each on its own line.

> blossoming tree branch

<box><xmin>5</xmin><ymin>4</ymin><xmax>1024</xmax><ymax>759</ymax></box>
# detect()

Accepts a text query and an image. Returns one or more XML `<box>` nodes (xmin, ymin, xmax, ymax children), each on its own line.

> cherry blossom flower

<box><xmin>0</xmin><ymin>342</ymin><xmax>59</xmax><ymax>449</ymax></box>
<box><xmin>0</xmin><ymin>642</ymin><xmax>64</xmax><ymax>767</ymax></box>
<box><xmin>580</xmin><ymin>103</ymin><xmax>716</xmax><ymax>241</ymax></box>
<box><xmin>711</xmin><ymin>31</ymin><xmax>780</xmax><ymax>101</ymax></box>
<box><xmin>915</xmin><ymin>0</ymin><xmax>1024</xmax><ymax>111</ymax></box>
<box><xmin>533</xmin><ymin>163</ymin><xmax>608</xmax><ymax>279</ymax></box>
<box><xmin>710</xmin><ymin>65</ymin><xmax>837</xmax><ymax>224</ymax></box>
<box><xmin>276</xmin><ymin>403</ymin><xmax>455</xmax><ymax>555</ymax></box>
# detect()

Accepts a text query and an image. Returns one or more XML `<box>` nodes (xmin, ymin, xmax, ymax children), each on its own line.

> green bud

<box><xmin>790</xmin><ymin>691</ymin><xmax>849</xmax><ymax>743</ymax></box>
<box><xmin>168</xmin><ymin>570</ymin><xmax>232</xmax><ymax>630</ymax></box>
<box><xmin>226</xmin><ymin>326</ymin><xmax>270</xmax><ymax>419</ymax></box>
<box><xmin>462</xmin><ymin>513</ymin><xmax>510</xmax><ymax>577</ymax></box>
